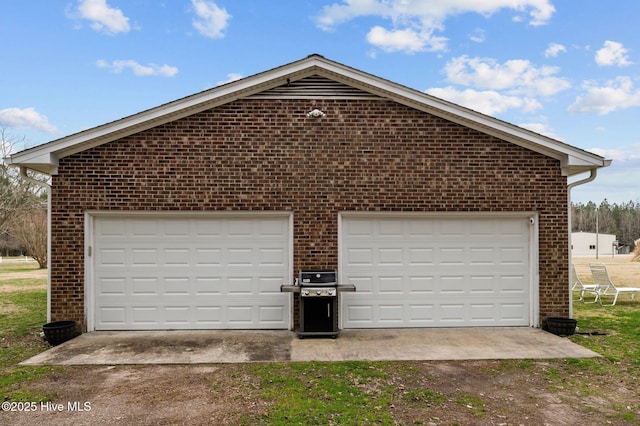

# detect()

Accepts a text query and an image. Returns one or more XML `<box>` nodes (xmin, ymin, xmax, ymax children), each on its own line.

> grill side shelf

<box><xmin>336</xmin><ymin>284</ymin><xmax>356</xmax><ymax>292</ymax></box>
<box><xmin>280</xmin><ymin>285</ymin><xmax>300</xmax><ymax>293</ymax></box>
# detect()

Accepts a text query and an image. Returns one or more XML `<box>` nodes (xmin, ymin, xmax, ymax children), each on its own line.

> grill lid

<box><xmin>299</xmin><ymin>270</ymin><xmax>337</xmax><ymax>286</ymax></box>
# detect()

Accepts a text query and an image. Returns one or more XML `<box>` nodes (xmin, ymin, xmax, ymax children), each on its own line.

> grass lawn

<box><xmin>0</xmin><ymin>262</ymin><xmax>59</xmax><ymax>403</ymax></box>
<box><xmin>1</xmin><ymin>258</ymin><xmax>639</xmax><ymax>424</ymax></box>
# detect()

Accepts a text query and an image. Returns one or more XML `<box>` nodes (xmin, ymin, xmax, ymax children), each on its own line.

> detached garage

<box><xmin>5</xmin><ymin>55</ymin><xmax>608</xmax><ymax>332</ymax></box>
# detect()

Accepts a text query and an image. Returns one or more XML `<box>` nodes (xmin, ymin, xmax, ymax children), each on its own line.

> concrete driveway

<box><xmin>22</xmin><ymin>327</ymin><xmax>599</xmax><ymax>365</ymax></box>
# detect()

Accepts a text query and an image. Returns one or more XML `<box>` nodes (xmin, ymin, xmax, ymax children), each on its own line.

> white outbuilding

<box><xmin>571</xmin><ymin>232</ymin><xmax>618</xmax><ymax>257</ymax></box>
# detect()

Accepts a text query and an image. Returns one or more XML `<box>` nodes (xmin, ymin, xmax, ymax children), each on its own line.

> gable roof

<box><xmin>5</xmin><ymin>54</ymin><xmax>608</xmax><ymax>176</ymax></box>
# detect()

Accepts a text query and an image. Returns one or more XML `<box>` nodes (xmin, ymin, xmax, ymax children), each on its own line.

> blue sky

<box><xmin>2</xmin><ymin>0</ymin><xmax>639</xmax><ymax>205</ymax></box>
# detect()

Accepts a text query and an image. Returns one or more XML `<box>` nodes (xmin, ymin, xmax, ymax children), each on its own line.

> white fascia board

<box><xmin>4</xmin><ymin>151</ymin><xmax>59</xmax><ymax>175</ymax></box>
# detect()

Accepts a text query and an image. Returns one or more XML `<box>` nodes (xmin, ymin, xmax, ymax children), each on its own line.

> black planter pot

<box><xmin>42</xmin><ymin>321</ymin><xmax>79</xmax><ymax>345</ymax></box>
<box><xmin>546</xmin><ymin>317</ymin><xmax>577</xmax><ymax>336</ymax></box>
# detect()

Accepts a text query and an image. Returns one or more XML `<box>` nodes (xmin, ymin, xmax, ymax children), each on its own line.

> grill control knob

<box><xmin>302</xmin><ymin>289</ymin><xmax>309</xmax><ymax>296</ymax></box>
<box><xmin>316</xmin><ymin>289</ymin><xmax>322</xmax><ymax>295</ymax></box>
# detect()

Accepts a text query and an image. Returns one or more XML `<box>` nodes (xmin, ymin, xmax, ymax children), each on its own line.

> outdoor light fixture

<box><xmin>306</xmin><ymin>108</ymin><xmax>326</xmax><ymax>118</ymax></box>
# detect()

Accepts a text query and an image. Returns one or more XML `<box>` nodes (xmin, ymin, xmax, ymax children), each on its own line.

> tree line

<box><xmin>572</xmin><ymin>200</ymin><xmax>640</xmax><ymax>251</ymax></box>
<box><xmin>1</xmin><ymin>129</ymin><xmax>48</xmax><ymax>268</ymax></box>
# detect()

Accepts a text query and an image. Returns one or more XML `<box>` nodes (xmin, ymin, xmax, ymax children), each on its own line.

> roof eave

<box><xmin>3</xmin><ymin>152</ymin><xmax>59</xmax><ymax>175</ymax></box>
<box><xmin>563</xmin><ymin>158</ymin><xmax>612</xmax><ymax>177</ymax></box>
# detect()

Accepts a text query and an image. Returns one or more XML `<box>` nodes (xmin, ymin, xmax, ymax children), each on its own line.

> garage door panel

<box><xmin>98</xmin><ymin>308</ymin><xmax>127</xmax><ymax>328</ymax></box>
<box><xmin>500</xmin><ymin>275</ymin><xmax>528</xmax><ymax>293</ymax></box>
<box><xmin>164</xmin><ymin>220</ymin><xmax>190</xmax><ymax>236</ymax></box>
<box><xmin>379</xmin><ymin>248</ymin><xmax>403</xmax><ymax>265</ymax></box>
<box><xmin>194</xmin><ymin>220</ymin><xmax>222</xmax><ymax>237</ymax></box>
<box><xmin>93</xmin><ymin>216</ymin><xmax>290</xmax><ymax>330</ymax></box>
<box><xmin>195</xmin><ymin>277</ymin><xmax>221</xmax><ymax>295</ymax></box>
<box><xmin>165</xmin><ymin>306</ymin><xmax>190</xmax><ymax>325</ymax></box>
<box><xmin>131</xmin><ymin>278</ymin><xmax>159</xmax><ymax>295</ymax></box>
<box><xmin>132</xmin><ymin>307</ymin><xmax>157</xmax><ymax>325</ymax></box>
<box><xmin>439</xmin><ymin>275</ymin><xmax>466</xmax><ymax>293</ymax></box>
<box><xmin>468</xmin><ymin>275</ymin><xmax>494</xmax><ymax>293</ymax></box>
<box><xmin>165</xmin><ymin>277</ymin><xmax>190</xmax><ymax>295</ymax></box>
<box><xmin>341</xmin><ymin>216</ymin><xmax>531</xmax><ymax>328</ymax></box>
<box><xmin>379</xmin><ymin>276</ymin><xmax>403</xmax><ymax>293</ymax></box>
<box><xmin>195</xmin><ymin>249</ymin><xmax>222</xmax><ymax>266</ymax></box>
<box><xmin>98</xmin><ymin>277</ymin><xmax>126</xmax><ymax>295</ymax></box>
<box><xmin>500</xmin><ymin>303</ymin><xmax>528</xmax><ymax>321</ymax></box>
<box><xmin>346</xmin><ymin>248</ymin><xmax>374</xmax><ymax>266</ymax></box>
<box><xmin>409</xmin><ymin>248</ymin><xmax>434</xmax><ymax>265</ymax></box>
<box><xmin>408</xmin><ymin>276</ymin><xmax>435</xmax><ymax>293</ymax></box>
<box><xmin>195</xmin><ymin>306</ymin><xmax>222</xmax><ymax>324</ymax></box>
<box><xmin>98</xmin><ymin>248</ymin><xmax>126</xmax><ymax>266</ymax></box>
<box><xmin>131</xmin><ymin>249</ymin><xmax>158</xmax><ymax>266</ymax></box>
<box><xmin>409</xmin><ymin>304</ymin><xmax>435</xmax><ymax>322</ymax></box>
<box><xmin>259</xmin><ymin>305</ymin><xmax>288</xmax><ymax>323</ymax></box>
<box><xmin>500</xmin><ymin>247</ymin><xmax>527</xmax><ymax>265</ymax></box>
<box><xmin>379</xmin><ymin>304</ymin><xmax>403</xmax><ymax>322</ymax></box>
<box><xmin>165</xmin><ymin>249</ymin><xmax>190</xmax><ymax>266</ymax></box>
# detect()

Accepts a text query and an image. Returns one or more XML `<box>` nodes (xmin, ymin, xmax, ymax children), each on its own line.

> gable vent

<box><xmin>249</xmin><ymin>75</ymin><xmax>382</xmax><ymax>100</ymax></box>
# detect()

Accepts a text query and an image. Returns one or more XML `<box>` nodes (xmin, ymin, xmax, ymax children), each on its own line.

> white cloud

<box><xmin>570</xmin><ymin>160</ymin><xmax>640</xmax><ymax>204</ymax></box>
<box><xmin>216</xmin><ymin>73</ymin><xmax>243</xmax><ymax>86</ymax></box>
<box><xmin>73</xmin><ymin>0</ymin><xmax>130</xmax><ymax>35</ymax></box>
<box><xmin>568</xmin><ymin>76</ymin><xmax>640</xmax><ymax>115</ymax></box>
<box><xmin>544</xmin><ymin>42</ymin><xmax>566</xmax><ymax>58</ymax></box>
<box><xmin>96</xmin><ymin>59</ymin><xmax>178</xmax><ymax>77</ymax></box>
<box><xmin>426</xmin><ymin>86</ymin><xmax>541</xmax><ymax>116</ymax></box>
<box><xmin>595</xmin><ymin>41</ymin><xmax>632</xmax><ymax>67</ymax></box>
<box><xmin>0</xmin><ymin>107</ymin><xmax>58</xmax><ymax>134</ymax></box>
<box><xmin>366</xmin><ymin>26</ymin><xmax>446</xmax><ymax>53</ymax></box>
<box><xmin>572</xmin><ymin>147</ymin><xmax>640</xmax><ymax>203</ymax></box>
<box><xmin>191</xmin><ymin>0</ymin><xmax>231</xmax><ymax>39</ymax></box>
<box><xmin>443</xmin><ymin>55</ymin><xmax>571</xmax><ymax>97</ymax></box>
<box><xmin>469</xmin><ymin>28</ymin><xmax>486</xmax><ymax>43</ymax></box>
<box><xmin>589</xmin><ymin>145</ymin><xmax>640</xmax><ymax>162</ymax></box>
<box><xmin>315</xmin><ymin>0</ymin><xmax>554</xmax><ymax>52</ymax></box>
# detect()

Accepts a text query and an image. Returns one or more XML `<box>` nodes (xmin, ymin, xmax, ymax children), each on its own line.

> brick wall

<box><xmin>50</xmin><ymin>98</ymin><xmax>569</xmax><ymax>329</ymax></box>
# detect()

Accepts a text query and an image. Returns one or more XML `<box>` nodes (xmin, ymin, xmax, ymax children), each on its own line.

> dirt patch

<box><xmin>0</xmin><ymin>267</ymin><xmax>47</xmax><ymax>293</ymax></box>
<box><xmin>0</xmin><ymin>268</ymin><xmax>47</xmax><ymax>282</ymax></box>
<box><xmin>3</xmin><ymin>359</ymin><xmax>638</xmax><ymax>425</ymax></box>
<box><xmin>0</xmin><ymin>284</ymin><xmax>46</xmax><ymax>293</ymax></box>
<box><xmin>0</xmin><ymin>303</ymin><xmax>25</xmax><ymax>315</ymax></box>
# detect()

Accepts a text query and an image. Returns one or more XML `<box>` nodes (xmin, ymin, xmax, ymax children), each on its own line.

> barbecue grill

<box><xmin>281</xmin><ymin>270</ymin><xmax>355</xmax><ymax>338</ymax></box>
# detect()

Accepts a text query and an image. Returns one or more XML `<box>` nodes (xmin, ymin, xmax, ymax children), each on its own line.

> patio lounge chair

<box><xmin>589</xmin><ymin>262</ymin><xmax>640</xmax><ymax>306</ymax></box>
<box><xmin>571</xmin><ymin>264</ymin><xmax>598</xmax><ymax>303</ymax></box>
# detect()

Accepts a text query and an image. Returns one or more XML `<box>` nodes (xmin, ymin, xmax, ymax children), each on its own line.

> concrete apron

<box><xmin>22</xmin><ymin>327</ymin><xmax>599</xmax><ymax>366</ymax></box>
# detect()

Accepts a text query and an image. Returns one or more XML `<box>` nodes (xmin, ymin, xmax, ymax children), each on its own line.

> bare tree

<box><xmin>0</xmin><ymin>128</ymin><xmax>23</xmax><ymax>237</ymax></box>
<box><xmin>1</xmin><ymin>128</ymin><xmax>49</xmax><ymax>262</ymax></box>
<box><xmin>10</xmin><ymin>206</ymin><xmax>47</xmax><ymax>268</ymax></box>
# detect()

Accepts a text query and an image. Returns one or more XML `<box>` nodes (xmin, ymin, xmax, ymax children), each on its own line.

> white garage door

<box><xmin>340</xmin><ymin>215</ymin><xmax>533</xmax><ymax>328</ymax></box>
<box><xmin>91</xmin><ymin>215</ymin><xmax>291</xmax><ymax>330</ymax></box>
